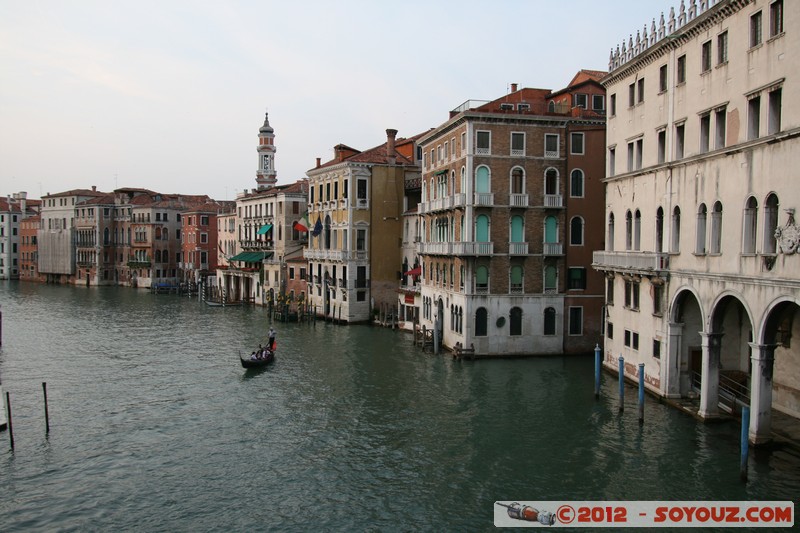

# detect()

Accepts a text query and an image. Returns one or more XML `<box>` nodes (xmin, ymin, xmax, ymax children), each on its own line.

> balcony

<box><xmin>543</xmin><ymin>194</ymin><xmax>563</xmax><ymax>208</ymax></box>
<box><xmin>127</xmin><ymin>259</ymin><xmax>152</xmax><ymax>268</ymax></box>
<box><xmin>509</xmin><ymin>242</ymin><xmax>529</xmax><ymax>255</ymax></box>
<box><xmin>542</xmin><ymin>242</ymin><xmax>563</xmax><ymax>256</ymax></box>
<box><xmin>592</xmin><ymin>251</ymin><xmax>670</xmax><ymax>274</ymax></box>
<box><xmin>419</xmin><ymin>242</ymin><xmax>453</xmax><ymax>255</ymax></box>
<box><xmin>510</xmin><ymin>194</ymin><xmax>529</xmax><ymax>207</ymax></box>
<box><xmin>474</xmin><ymin>192</ymin><xmax>494</xmax><ymax>206</ymax></box>
<box><xmin>453</xmin><ymin>242</ymin><xmax>493</xmax><ymax>256</ymax></box>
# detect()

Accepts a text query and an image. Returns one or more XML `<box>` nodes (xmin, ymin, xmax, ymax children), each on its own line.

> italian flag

<box><xmin>293</xmin><ymin>212</ymin><xmax>310</xmax><ymax>232</ymax></box>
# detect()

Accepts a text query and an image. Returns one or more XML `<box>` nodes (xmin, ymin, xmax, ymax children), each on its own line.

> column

<box><xmin>748</xmin><ymin>343</ymin><xmax>776</xmax><ymax>445</ymax></box>
<box><xmin>698</xmin><ymin>332</ymin><xmax>722</xmax><ymax>418</ymax></box>
<box><xmin>664</xmin><ymin>322</ymin><xmax>684</xmax><ymax>398</ymax></box>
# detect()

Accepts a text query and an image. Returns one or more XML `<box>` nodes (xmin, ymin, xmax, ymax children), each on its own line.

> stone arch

<box><xmin>666</xmin><ymin>286</ymin><xmax>705</xmax><ymax>398</ymax></box>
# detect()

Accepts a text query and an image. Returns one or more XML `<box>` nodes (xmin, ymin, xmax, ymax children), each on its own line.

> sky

<box><xmin>1</xmin><ymin>0</ymin><xmax>667</xmax><ymax>201</ymax></box>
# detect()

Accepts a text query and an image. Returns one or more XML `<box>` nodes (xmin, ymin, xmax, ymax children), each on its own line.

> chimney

<box><xmin>92</xmin><ymin>185</ymin><xmax>97</xmax><ymax>192</ymax></box>
<box><xmin>511</xmin><ymin>83</ymin><xmax>518</xmax><ymax>92</ymax></box>
<box><xmin>335</xmin><ymin>146</ymin><xmax>344</xmax><ymax>162</ymax></box>
<box><xmin>386</xmin><ymin>128</ymin><xmax>397</xmax><ymax>165</ymax></box>
<box><xmin>316</xmin><ymin>157</ymin><xmax>321</xmax><ymax>168</ymax></box>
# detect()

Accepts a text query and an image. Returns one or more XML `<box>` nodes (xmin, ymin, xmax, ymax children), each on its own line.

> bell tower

<box><xmin>256</xmin><ymin>111</ymin><xmax>277</xmax><ymax>190</ymax></box>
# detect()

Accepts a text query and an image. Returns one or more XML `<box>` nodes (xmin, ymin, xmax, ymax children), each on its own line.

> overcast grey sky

<box><xmin>1</xmin><ymin>0</ymin><xmax>666</xmax><ymax>200</ymax></box>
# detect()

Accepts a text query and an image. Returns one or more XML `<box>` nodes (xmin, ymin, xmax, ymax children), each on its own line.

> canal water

<box><xmin>0</xmin><ymin>283</ymin><xmax>798</xmax><ymax>531</ymax></box>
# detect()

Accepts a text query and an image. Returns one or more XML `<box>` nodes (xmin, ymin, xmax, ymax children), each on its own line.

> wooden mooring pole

<box><xmin>43</xmin><ymin>382</ymin><xmax>50</xmax><ymax>434</ymax></box>
<box><xmin>6</xmin><ymin>391</ymin><xmax>13</xmax><ymax>450</ymax></box>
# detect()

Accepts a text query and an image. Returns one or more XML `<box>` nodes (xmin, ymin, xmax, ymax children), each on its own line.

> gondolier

<box><xmin>268</xmin><ymin>327</ymin><xmax>276</xmax><ymax>350</ymax></box>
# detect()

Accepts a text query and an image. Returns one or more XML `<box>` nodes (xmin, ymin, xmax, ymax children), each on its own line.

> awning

<box><xmin>404</xmin><ymin>266</ymin><xmax>422</xmax><ymax>276</ymax></box>
<box><xmin>229</xmin><ymin>251</ymin><xmax>273</xmax><ymax>262</ymax></box>
<box><xmin>256</xmin><ymin>224</ymin><xmax>273</xmax><ymax>235</ymax></box>
<box><xmin>434</xmin><ymin>170</ymin><xmax>448</xmax><ymax>176</ymax></box>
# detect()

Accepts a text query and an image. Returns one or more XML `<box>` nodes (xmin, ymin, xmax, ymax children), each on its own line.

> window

<box><xmin>675</xmin><ymin>123</ymin><xmax>685</xmax><ymax>159</ymax></box>
<box><xmin>200</xmin><ymin>233</ymin><xmax>208</xmax><ymax>244</ymax></box>
<box><xmin>628</xmin><ymin>82</ymin><xmax>635</xmax><ymax>107</ymax></box>
<box><xmin>770</xmin><ymin>0</ymin><xmax>784</xmax><ymax>37</ymax></box>
<box><xmin>510</xmin><ymin>265</ymin><xmax>523</xmax><ymax>293</ymax></box>
<box><xmin>544</xmin><ymin>134</ymin><xmax>559</xmax><ymax>158</ymax></box>
<box><xmin>710</xmin><ymin>201</ymin><xmax>723</xmax><ymax>254</ymax></box>
<box><xmin>511</xmin><ymin>132</ymin><xmax>525</xmax><ymax>156</ymax></box>
<box><xmin>511</xmin><ymin>167</ymin><xmax>524</xmax><ymax>194</ymax></box>
<box><xmin>544</xmin><ymin>265</ymin><xmax>557</xmax><ymax>293</ymax></box>
<box><xmin>624</xmin><ymin>280</ymin><xmax>640</xmax><ymax>310</ymax></box>
<box><xmin>607</xmin><ymin>278</ymin><xmax>615</xmax><ymax>305</ymax></box>
<box><xmin>634</xmin><ymin>210</ymin><xmax>642</xmax><ymax>251</ymax></box>
<box><xmin>543</xmin><ymin>307</ymin><xmax>556</xmax><ymax>336</ymax></box>
<box><xmin>510</xmin><ymin>307</ymin><xmax>523</xmax><ymax>336</ymax></box>
<box><xmin>768</xmin><ymin>88</ymin><xmax>782</xmax><ymax>135</ymax></box>
<box><xmin>356</xmin><ymin>229</ymin><xmax>366</xmax><ymax>251</ymax></box>
<box><xmin>624</xmin><ymin>330</ymin><xmax>631</xmax><ymax>347</ymax></box>
<box><xmin>625</xmin><ymin>210</ymin><xmax>633</xmax><ymax>251</ymax></box>
<box><xmin>748</xmin><ymin>96</ymin><xmax>761</xmax><ymax>140</ymax></box>
<box><xmin>701</xmin><ymin>40</ymin><xmax>712</xmax><ymax>72</ymax></box>
<box><xmin>476</xmin><ymin>131</ymin><xmax>491</xmax><ymax>154</ymax></box>
<box><xmin>636</xmin><ymin>138</ymin><xmax>643</xmax><ymax>170</ymax></box>
<box><xmin>657</xmin><ymin>129</ymin><xmax>666</xmax><ymax>164</ymax></box>
<box><xmin>637</xmin><ymin>78</ymin><xmax>644</xmax><ymax>104</ymax></box>
<box><xmin>633</xmin><ymin>332</ymin><xmax>639</xmax><ymax>351</ymax></box>
<box><xmin>659</xmin><ymin>64</ymin><xmax>668</xmax><ymax>92</ymax></box>
<box><xmin>356</xmin><ymin>266</ymin><xmax>367</xmax><ymax>288</ymax></box>
<box><xmin>672</xmin><ymin>206</ymin><xmax>682</xmax><ymax>253</ymax></box>
<box><xmin>475</xmin><ymin>307</ymin><xmax>488</xmax><ymax>336</ymax></box>
<box><xmin>764</xmin><ymin>194</ymin><xmax>780</xmax><ymax>254</ymax></box>
<box><xmin>696</xmin><ymin>204</ymin><xmax>708</xmax><ymax>254</ymax></box>
<box><xmin>607</xmin><ymin>322</ymin><xmax>614</xmax><ymax>340</ymax></box>
<box><xmin>743</xmin><ymin>197</ymin><xmax>758</xmax><ymax>254</ymax></box>
<box><xmin>677</xmin><ymin>55</ymin><xmax>686</xmax><ymax>84</ymax></box>
<box><xmin>610</xmin><ymin>94</ymin><xmax>617</xmax><ymax>116</ymax></box>
<box><xmin>627</xmin><ymin>142</ymin><xmax>635</xmax><ymax>172</ymax></box>
<box><xmin>568</xmin><ymin>267</ymin><xmax>586</xmax><ymax>290</ymax></box>
<box><xmin>570</xmin><ymin>169</ymin><xmax>584</xmax><ymax>198</ymax></box>
<box><xmin>570</xmin><ymin>217</ymin><xmax>584</xmax><ymax>245</ymax></box>
<box><xmin>608</xmin><ymin>147</ymin><xmax>616</xmax><ymax>177</ymax></box>
<box><xmin>653</xmin><ymin>284</ymin><xmax>664</xmax><ymax>315</ymax></box>
<box><xmin>699</xmin><ymin>113</ymin><xmax>711</xmax><ymax>153</ymax></box>
<box><xmin>608</xmin><ymin>213</ymin><xmax>615</xmax><ymax>251</ymax></box>
<box><xmin>517</xmin><ymin>103</ymin><xmax>529</xmax><ymax>111</ymax></box>
<box><xmin>715</xmin><ymin>108</ymin><xmax>727</xmax><ymax>149</ymax></box>
<box><xmin>653</xmin><ymin>339</ymin><xmax>662</xmax><ymax>359</ymax></box>
<box><xmin>574</xmin><ymin>93</ymin><xmax>588</xmax><ymax>108</ymax></box>
<box><xmin>592</xmin><ymin>94</ymin><xmax>604</xmax><ymax>111</ymax></box>
<box><xmin>751</xmin><ymin>11</ymin><xmax>763</xmax><ymax>47</ymax></box>
<box><xmin>656</xmin><ymin>207</ymin><xmax>665</xmax><ymax>253</ymax></box>
<box><xmin>476</xmin><ymin>265</ymin><xmax>489</xmax><ymax>293</ymax></box>
<box><xmin>717</xmin><ymin>31</ymin><xmax>728</xmax><ymax>64</ymax></box>
<box><xmin>569</xmin><ymin>307</ymin><xmax>583</xmax><ymax>336</ymax></box>
<box><xmin>570</xmin><ymin>132</ymin><xmax>584</xmax><ymax>155</ymax></box>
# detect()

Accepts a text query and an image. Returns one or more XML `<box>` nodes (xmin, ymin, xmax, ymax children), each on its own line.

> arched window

<box><xmin>421</xmin><ymin>179</ymin><xmax>427</xmax><ymax>202</ymax></box>
<box><xmin>544</xmin><ymin>265</ymin><xmax>557</xmax><ymax>293</ymax></box>
<box><xmin>634</xmin><ymin>209</ymin><xmax>641</xmax><ymax>251</ymax></box>
<box><xmin>742</xmin><ymin>196</ymin><xmax>758</xmax><ymax>254</ymax></box>
<box><xmin>763</xmin><ymin>193</ymin><xmax>779</xmax><ymax>254</ymax></box>
<box><xmin>511</xmin><ymin>167</ymin><xmax>524</xmax><ymax>194</ymax></box>
<box><xmin>103</xmin><ymin>227</ymin><xmax>110</xmax><ymax>245</ymax></box>
<box><xmin>570</xmin><ymin>169</ymin><xmax>584</xmax><ymax>197</ymax></box>
<box><xmin>324</xmin><ymin>215</ymin><xmax>332</xmax><ymax>249</ymax></box>
<box><xmin>671</xmin><ymin>206</ymin><xmax>681</xmax><ymax>253</ymax></box>
<box><xmin>655</xmin><ymin>207</ymin><xmax>664</xmax><ymax>253</ymax></box>
<box><xmin>475</xmin><ymin>166</ymin><xmax>490</xmax><ymax>193</ymax></box>
<box><xmin>625</xmin><ymin>210</ymin><xmax>633</xmax><ymax>250</ymax></box>
<box><xmin>476</xmin><ymin>265</ymin><xmax>489</xmax><ymax>293</ymax></box>
<box><xmin>608</xmin><ymin>213</ymin><xmax>615</xmax><ymax>251</ymax></box>
<box><xmin>510</xmin><ymin>265</ymin><xmax>523</xmax><ymax>293</ymax></box>
<box><xmin>510</xmin><ymin>215</ymin><xmax>524</xmax><ymax>243</ymax></box>
<box><xmin>510</xmin><ymin>307</ymin><xmax>523</xmax><ymax>336</ymax></box>
<box><xmin>570</xmin><ymin>216</ymin><xmax>584</xmax><ymax>245</ymax></box>
<box><xmin>155</xmin><ymin>249</ymin><xmax>161</xmax><ymax>263</ymax></box>
<box><xmin>430</xmin><ymin>177</ymin><xmax>435</xmax><ymax>199</ymax></box>
<box><xmin>544</xmin><ymin>168</ymin><xmax>559</xmax><ymax>196</ymax></box>
<box><xmin>460</xmin><ymin>166</ymin><xmax>466</xmax><ymax>194</ymax></box>
<box><xmin>543</xmin><ymin>307</ymin><xmax>557</xmax><ymax>335</ymax></box>
<box><xmin>475</xmin><ymin>307</ymin><xmax>488</xmax><ymax>336</ymax></box>
<box><xmin>696</xmin><ymin>203</ymin><xmax>707</xmax><ymax>254</ymax></box>
<box><xmin>544</xmin><ymin>216</ymin><xmax>558</xmax><ymax>244</ymax></box>
<box><xmin>548</xmin><ymin>101</ymin><xmax>556</xmax><ymax>112</ymax></box>
<box><xmin>476</xmin><ymin>214</ymin><xmax>490</xmax><ymax>242</ymax></box>
<box><xmin>710</xmin><ymin>201</ymin><xmax>723</xmax><ymax>254</ymax></box>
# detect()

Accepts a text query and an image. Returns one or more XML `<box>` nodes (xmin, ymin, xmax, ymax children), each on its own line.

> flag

<box><xmin>311</xmin><ymin>216</ymin><xmax>323</xmax><ymax>237</ymax></box>
<box><xmin>293</xmin><ymin>212</ymin><xmax>310</xmax><ymax>232</ymax></box>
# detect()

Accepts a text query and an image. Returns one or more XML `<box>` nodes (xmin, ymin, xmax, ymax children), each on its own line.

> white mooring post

<box><xmin>0</xmin><ymin>383</ymin><xmax>7</xmax><ymax>432</ymax></box>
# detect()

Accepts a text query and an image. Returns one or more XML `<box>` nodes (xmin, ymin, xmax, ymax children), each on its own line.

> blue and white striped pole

<box><xmin>618</xmin><ymin>356</ymin><xmax>625</xmax><ymax>412</ymax></box>
<box><xmin>594</xmin><ymin>344</ymin><xmax>601</xmax><ymax>399</ymax></box>
<box><xmin>638</xmin><ymin>363</ymin><xmax>645</xmax><ymax>425</ymax></box>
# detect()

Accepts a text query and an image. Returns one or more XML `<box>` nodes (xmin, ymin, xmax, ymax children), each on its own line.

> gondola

<box><xmin>240</xmin><ymin>346</ymin><xmax>276</xmax><ymax>368</ymax></box>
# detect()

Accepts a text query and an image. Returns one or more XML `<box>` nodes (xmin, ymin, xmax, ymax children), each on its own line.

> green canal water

<box><xmin>0</xmin><ymin>283</ymin><xmax>798</xmax><ymax>531</ymax></box>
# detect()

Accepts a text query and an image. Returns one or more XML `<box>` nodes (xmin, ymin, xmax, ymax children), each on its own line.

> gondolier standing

<box><xmin>268</xmin><ymin>327</ymin><xmax>276</xmax><ymax>351</ymax></box>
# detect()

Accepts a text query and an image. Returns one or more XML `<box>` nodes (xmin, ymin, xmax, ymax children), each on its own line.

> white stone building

<box><xmin>594</xmin><ymin>0</ymin><xmax>799</xmax><ymax>444</ymax></box>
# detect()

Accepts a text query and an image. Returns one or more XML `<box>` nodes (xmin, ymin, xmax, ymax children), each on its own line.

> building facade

<box><xmin>305</xmin><ymin>129</ymin><xmax>424</xmax><ymax>323</ymax></box>
<box><xmin>1</xmin><ymin>192</ymin><xmax>39</xmax><ymax>280</ymax></box>
<box><xmin>416</xmin><ymin>77</ymin><xmax>606</xmax><ymax>356</ymax></box>
<box><xmin>594</xmin><ymin>0</ymin><xmax>799</xmax><ymax>443</ymax></box>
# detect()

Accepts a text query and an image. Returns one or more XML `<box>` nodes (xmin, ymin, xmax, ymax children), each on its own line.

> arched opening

<box><xmin>669</xmin><ymin>289</ymin><xmax>704</xmax><ymax>398</ymax></box>
<box><xmin>655</xmin><ymin>207</ymin><xmax>664</xmax><ymax>253</ymax></box>
<box><xmin>475</xmin><ymin>166</ymin><xmax>490</xmax><ymax>194</ymax></box>
<box><xmin>475</xmin><ymin>307</ymin><xmax>488</xmax><ymax>336</ymax></box>
<box><xmin>608</xmin><ymin>212</ymin><xmax>615</xmax><ymax>251</ymax></box>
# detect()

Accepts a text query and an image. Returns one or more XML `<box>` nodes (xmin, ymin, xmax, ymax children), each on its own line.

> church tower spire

<box><xmin>256</xmin><ymin>111</ymin><xmax>277</xmax><ymax>190</ymax></box>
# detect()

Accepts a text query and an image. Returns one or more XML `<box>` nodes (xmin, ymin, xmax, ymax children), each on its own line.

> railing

<box><xmin>543</xmin><ymin>242</ymin><xmax>563</xmax><ymax>256</ymax></box>
<box><xmin>419</xmin><ymin>242</ymin><xmax>452</xmax><ymax>255</ymax></box>
<box><xmin>544</xmin><ymin>149</ymin><xmax>559</xmax><ymax>158</ymax></box>
<box><xmin>543</xmin><ymin>194</ymin><xmax>563</xmax><ymax>207</ymax></box>
<box><xmin>592</xmin><ymin>251</ymin><xmax>670</xmax><ymax>272</ymax></box>
<box><xmin>475</xmin><ymin>147</ymin><xmax>490</xmax><ymax>155</ymax></box>
<box><xmin>474</xmin><ymin>192</ymin><xmax>494</xmax><ymax>206</ymax></box>
<box><xmin>510</xmin><ymin>149</ymin><xmax>525</xmax><ymax>157</ymax></box>
<box><xmin>509</xmin><ymin>242</ymin><xmax>528</xmax><ymax>255</ymax></box>
<box><xmin>510</xmin><ymin>193</ymin><xmax>529</xmax><ymax>207</ymax></box>
<box><xmin>691</xmin><ymin>370</ymin><xmax>751</xmax><ymax>415</ymax></box>
<box><xmin>453</xmin><ymin>242</ymin><xmax>494</xmax><ymax>255</ymax></box>
<box><xmin>241</xmin><ymin>240</ymin><xmax>274</xmax><ymax>250</ymax></box>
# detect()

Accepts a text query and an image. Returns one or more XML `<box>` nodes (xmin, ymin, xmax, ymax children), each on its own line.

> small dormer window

<box><xmin>500</xmin><ymin>103</ymin><xmax>514</xmax><ymax>111</ymax></box>
<box><xmin>517</xmin><ymin>103</ymin><xmax>530</xmax><ymax>111</ymax></box>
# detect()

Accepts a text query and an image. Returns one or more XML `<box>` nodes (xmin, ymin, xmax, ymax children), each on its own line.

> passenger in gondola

<box><xmin>250</xmin><ymin>351</ymin><xmax>258</xmax><ymax>361</ymax></box>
